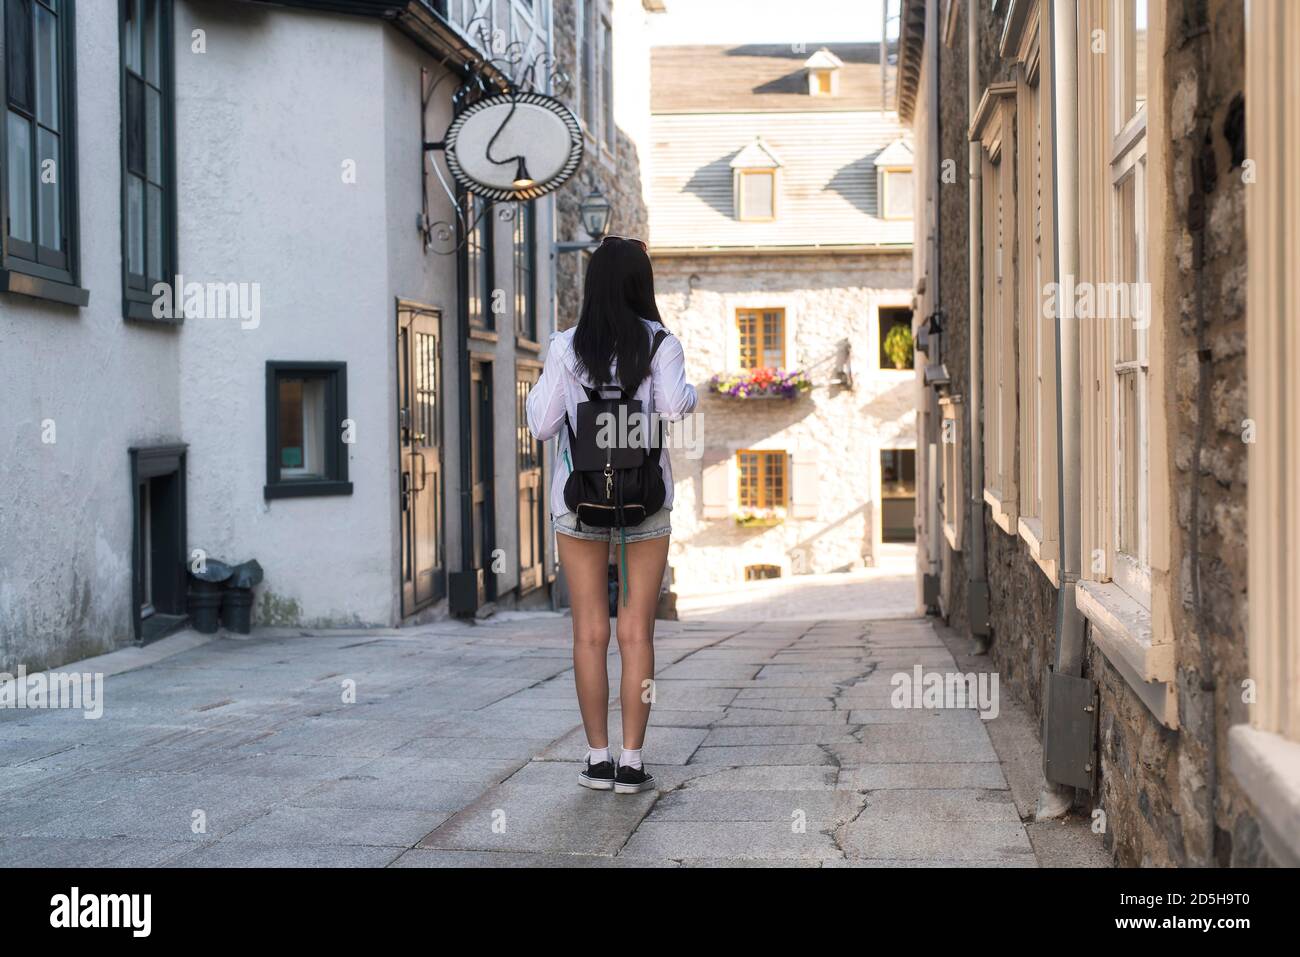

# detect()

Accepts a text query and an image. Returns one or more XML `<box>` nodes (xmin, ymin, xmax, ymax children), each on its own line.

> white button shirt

<box><xmin>526</xmin><ymin>319</ymin><xmax>698</xmax><ymax>519</ymax></box>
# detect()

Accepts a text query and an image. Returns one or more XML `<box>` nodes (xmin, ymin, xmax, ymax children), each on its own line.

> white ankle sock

<box><xmin>619</xmin><ymin>747</ymin><xmax>643</xmax><ymax>769</ymax></box>
<box><xmin>587</xmin><ymin>745</ymin><xmax>610</xmax><ymax>765</ymax></box>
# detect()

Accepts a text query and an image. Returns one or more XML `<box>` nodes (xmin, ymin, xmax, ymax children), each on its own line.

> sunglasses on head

<box><xmin>600</xmin><ymin>235</ymin><xmax>648</xmax><ymax>251</ymax></box>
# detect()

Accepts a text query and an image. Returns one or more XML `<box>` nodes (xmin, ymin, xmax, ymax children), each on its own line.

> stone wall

<box><xmin>552</xmin><ymin>0</ymin><xmax>649</xmax><ymax>332</ymax></box>
<box><xmin>948</xmin><ymin>0</ymin><xmax>1264</xmax><ymax>868</ymax></box>
<box><xmin>1087</xmin><ymin>0</ymin><xmax>1261</xmax><ymax>867</ymax></box>
<box><xmin>654</xmin><ymin>253</ymin><xmax>915</xmax><ymax>588</ymax></box>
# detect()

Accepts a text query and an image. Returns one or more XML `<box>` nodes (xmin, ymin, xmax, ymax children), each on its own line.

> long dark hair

<box><xmin>573</xmin><ymin>237</ymin><xmax>665</xmax><ymax>393</ymax></box>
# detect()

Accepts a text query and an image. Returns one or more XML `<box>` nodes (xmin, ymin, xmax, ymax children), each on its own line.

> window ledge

<box><xmin>515</xmin><ymin>335</ymin><xmax>542</xmax><ymax>354</ymax></box>
<box><xmin>1076</xmin><ymin>578</ymin><xmax>1177</xmax><ymax>728</ymax></box>
<box><xmin>983</xmin><ymin>488</ymin><xmax>1017</xmax><ymax>534</ymax></box>
<box><xmin>2</xmin><ymin>268</ymin><xmax>90</xmax><ymax>307</ymax></box>
<box><xmin>1229</xmin><ymin>724</ymin><xmax>1300</xmax><ymax>867</ymax></box>
<box><xmin>1018</xmin><ymin>516</ymin><xmax>1059</xmax><ymax>586</ymax></box>
<box><xmin>264</xmin><ymin>480</ymin><xmax>354</xmax><ymax>501</ymax></box>
<box><xmin>943</xmin><ymin>520</ymin><xmax>961</xmax><ymax>552</ymax></box>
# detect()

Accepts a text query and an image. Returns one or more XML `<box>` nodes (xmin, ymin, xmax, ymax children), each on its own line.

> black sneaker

<box><xmin>614</xmin><ymin>763</ymin><xmax>655</xmax><ymax>794</ymax></box>
<box><xmin>578</xmin><ymin>758</ymin><xmax>616</xmax><ymax>791</ymax></box>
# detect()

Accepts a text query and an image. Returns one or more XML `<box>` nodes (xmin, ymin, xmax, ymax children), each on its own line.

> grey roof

<box><xmin>648</xmin><ymin>110</ymin><xmax>914</xmax><ymax>251</ymax></box>
<box><xmin>651</xmin><ymin>43</ymin><xmax>896</xmax><ymax>113</ymax></box>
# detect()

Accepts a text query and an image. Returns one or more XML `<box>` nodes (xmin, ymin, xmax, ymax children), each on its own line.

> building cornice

<box><xmin>896</xmin><ymin>0</ymin><xmax>927</xmax><ymax>122</ymax></box>
<box><xmin>648</xmin><ymin>244</ymin><xmax>913</xmax><ymax>258</ymax></box>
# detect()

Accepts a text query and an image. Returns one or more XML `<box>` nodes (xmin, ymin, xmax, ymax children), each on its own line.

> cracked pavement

<box><xmin>0</xmin><ymin>615</ymin><xmax>1042</xmax><ymax>867</ymax></box>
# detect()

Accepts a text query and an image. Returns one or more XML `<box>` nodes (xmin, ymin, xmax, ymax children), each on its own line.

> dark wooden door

<box><xmin>398</xmin><ymin>305</ymin><xmax>444</xmax><ymax>615</ymax></box>
<box><xmin>516</xmin><ymin>367</ymin><xmax>545</xmax><ymax>593</ymax></box>
<box><xmin>470</xmin><ymin>358</ymin><xmax>497</xmax><ymax>600</ymax></box>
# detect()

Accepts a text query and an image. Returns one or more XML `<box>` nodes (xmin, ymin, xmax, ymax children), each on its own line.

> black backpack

<box><xmin>563</xmin><ymin>330</ymin><xmax>669</xmax><ymax>529</ymax></box>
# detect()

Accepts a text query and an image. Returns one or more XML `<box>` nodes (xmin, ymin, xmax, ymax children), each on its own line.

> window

<box><xmin>600</xmin><ymin>16</ymin><xmax>614</xmax><ymax>152</ymax></box>
<box><xmin>971</xmin><ymin>83</ymin><xmax>1019</xmax><ymax>534</ymax></box>
<box><xmin>736</xmin><ymin>308</ymin><xmax>784</xmax><ymax>369</ymax></box>
<box><xmin>513</xmin><ymin>201</ymin><xmax>535</xmax><ymax>341</ymax></box>
<box><xmin>1009</xmin><ymin>14</ymin><xmax>1059</xmax><ymax>583</ymax></box>
<box><xmin>744</xmin><ymin>564</ymin><xmax>781</xmax><ymax>581</ymax></box>
<box><xmin>736</xmin><ymin>169</ymin><xmax>775</xmax><ymax>221</ymax></box>
<box><xmin>879</xmin><ymin>168</ymin><xmax>914</xmax><ymax>219</ymax></box>
<box><xmin>875</xmin><ymin>139</ymin><xmax>915</xmax><ymax>221</ymax></box>
<box><xmin>2</xmin><ymin>0</ymin><xmax>85</xmax><ymax>304</ymax></box>
<box><xmin>1073</xmin><ymin>0</ymin><xmax>1172</xmax><ymax>726</ymax></box>
<box><xmin>265</xmin><ymin>362</ymin><xmax>352</xmax><ymax>499</ymax></box>
<box><xmin>578</xmin><ymin>0</ymin><xmax>595</xmax><ymax>130</ymax></box>
<box><xmin>881</xmin><ymin>449</ymin><xmax>916</xmax><ymax>544</ymax></box>
<box><xmin>878</xmin><ymin>306</ymin><xmax>914</xmax><ymax>370</ymax></box>
<box><xmin>121</xmin><ymin>0</ymin><xmax>176</xmax><ymax>321</ymax></box>
<box><xmin>737</xmin><ymin>450</ymin><xmax>786</xmax><ymax>509</ymax></box>
<box><xmin>465</xmin><ymin>193</ymin><xmax>494</xmax><ymax>330</ymax></box>
<box><xmin>940</xmin><ymin>396</ymin><xmax>964</xmax><ymax>550</ymax></box>
<box><xmin>811</xmin><ymin>70</ymin><xmax>833</xmax><ymax>95</ymax></box>
<box><xmin>1233</xmin><ymin>0</ymin><xmax>1300</xmax><ymax>869</ymax></box>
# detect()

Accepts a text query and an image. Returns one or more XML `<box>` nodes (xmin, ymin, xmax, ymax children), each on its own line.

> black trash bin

<box><xmin>188</xmin><ymin>559</ymin><xmax>232</xmax><ymax>634</ymax></box>
<box><xmin>221</xmin><ymin>559</ymin><xmax>263</xmax><ymax>635</ymax></box>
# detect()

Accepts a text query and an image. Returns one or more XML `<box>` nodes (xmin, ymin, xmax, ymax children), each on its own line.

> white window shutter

<box><xmin>701</xmin><ymin>450</ymin><xmax>731</xmax><ymax>519</ymax></box>
<box><xmin>791</xmin><ymin>451</ymin><xmax>818</xmax><ymax>518</ymax></box>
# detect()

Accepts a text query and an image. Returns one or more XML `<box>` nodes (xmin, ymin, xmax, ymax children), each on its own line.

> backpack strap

<box><xmin>649</xmin><ymin>329</ymin><xmax>669</xmax><ymax>361</ymax></box>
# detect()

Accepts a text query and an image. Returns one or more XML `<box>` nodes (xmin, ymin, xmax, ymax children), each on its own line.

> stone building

<box><xmin>648</xmin><ymin>44</ymin><xmax>916</xmax><ymax>588</ymax></box>
<box><xmin>552</xmin><ymin>0</ymin><xmax>664</xmax><ymax>330</ymax></box>
<box><xmin>899</xmin><ymin>0</ymin><xmax>1298</xmax><ymax>866</ymax></box>
<box><xmin>0</xmin><ymin>0</ymin><xmax>595</xmax><ymax>670</ymax></box>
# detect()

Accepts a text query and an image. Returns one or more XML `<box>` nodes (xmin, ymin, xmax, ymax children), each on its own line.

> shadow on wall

<box><xmin>827</xmin><ymin>153</ymin><xmax>878</xmax><ymax>217</ymax></box>
<box><xmin>680</xmin><ymin>150</ymin><xmax>741</xmax><ymax>219</ymax></box>
<box><xmin>858</xmin><ymin>376</ymin><xmax>914</xmax><ymax>416</ymax></box>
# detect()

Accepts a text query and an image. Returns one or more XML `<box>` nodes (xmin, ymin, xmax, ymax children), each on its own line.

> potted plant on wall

<box><xmin>735</xmin><ymin>505</ymin><xmax>786</xmax><ymax>527</ymax></box>
<box><xmin>883</xmin><ymin>323</ymin><xmax>914</xmax><ymax>370</ymax></box>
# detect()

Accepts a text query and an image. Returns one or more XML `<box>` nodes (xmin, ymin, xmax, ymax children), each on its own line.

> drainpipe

<box><xmin>924</xmin><ymin>0</ymin><xmax>942</xmax><ymax>597</ymax></box>
<box><xmin>966</xmin><ymin>0</ymin><xmax>991</xmax><ymax>644</ymax></box>
<box><xmin>1037</xmin><ymin>0</ymin><xmax>1089</xmax><ymax>818</ymax></box>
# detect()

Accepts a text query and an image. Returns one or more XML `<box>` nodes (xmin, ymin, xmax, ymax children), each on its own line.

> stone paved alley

<box><xmin>0</xmin><ymin>614</ymin><xmax>1108</xmax><ymax>867</ymax></box>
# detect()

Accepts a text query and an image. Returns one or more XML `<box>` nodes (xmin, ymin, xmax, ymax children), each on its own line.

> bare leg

<box><xmin>557</xmin><ymin>532</ymin><xmax>614</xmax><ymax>750</ymax></box>
<box><xmin>615</xmin><ymin>535</ymin><xmax>670</xmax><ymax>751</ymax></box>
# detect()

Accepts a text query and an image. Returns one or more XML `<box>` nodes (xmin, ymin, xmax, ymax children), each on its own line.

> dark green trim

<box><xmin>119</xmin><ymin>0</ymin><xmax>179</xmax><ymax>324</ymax></box>
<box><xmin>0</xmin><ymin>0</ymin><xmax>84</xmax><ymax>297</ymax></box>
<box><xmin>264</xmin><ymin>360</ymin><xmax>353</xmax><ymax>500</ymax></box>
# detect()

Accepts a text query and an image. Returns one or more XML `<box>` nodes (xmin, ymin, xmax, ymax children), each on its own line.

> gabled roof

<box><xmin>802</xmin><ymin>48</ymin><xmax>845</xmax><ymax>71</ymax></box>
<box><xmin>875</xmin><ymin>138</ymin><xmax>914</xmax><ymax>168</ymax></box>
<box><xmin>652</xmin><ymin>43</ymin><xmax>897</xmax><ymax>113</ymax></box>
<box><xmin>730</xmin><ymin>138</ymin><xmax>783</xmax><ymax>169</ymax></box>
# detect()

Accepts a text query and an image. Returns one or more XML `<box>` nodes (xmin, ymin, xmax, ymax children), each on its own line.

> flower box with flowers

<box><xmin>707</xmin><ymin>368</ymin><xmax>812</xmax><ymax>400</ymax></box>
<box><xmin>735</xmin><ymin>506</ymin><xmax>786</xmax><ymax>527</ymax></box>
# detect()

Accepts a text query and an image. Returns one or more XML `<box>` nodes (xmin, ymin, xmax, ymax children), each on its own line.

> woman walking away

<box><xmin>526</xmin><ymin>236</ymin><xmax>697</xmax><ymax>794</ymax></box>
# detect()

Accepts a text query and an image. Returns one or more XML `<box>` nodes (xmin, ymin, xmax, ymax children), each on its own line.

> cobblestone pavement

<box><xmin>0</xmin><ymin>614</ymin><xmax>1052</xmax><ymax>867</ymax></box>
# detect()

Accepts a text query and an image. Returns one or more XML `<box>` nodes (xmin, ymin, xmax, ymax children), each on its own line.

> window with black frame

<box><xmin>513</xmin><ymin>202</ymin><xmax>535</xmax><ymax>342</ymax></box>
<box><xmin>2</xmin><ymin>0</ymin><xmax>85</xmax><ymax>304</ymax></box>
<box><xmin>264</xmin><ymin>362</ymin><xmax>353</xmax><ymax>500</ymax></box>
<box><xmin>466</xmin><ymin>193</ymin><xmax>494</xmax><ymax>330</ymax></box>
<box><xmin>121</xmin><ymin>0</ymin><xmax>176</xmax><ymax>321</ymax></box>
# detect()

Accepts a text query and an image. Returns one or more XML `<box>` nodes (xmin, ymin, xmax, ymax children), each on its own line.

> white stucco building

<box><xmin>0</xmin><ymin>0</ymin><xmax>589</xmax><ymax>671</ymax></box>
<box><xmin>648</xmin><ymin>43</ymin><xmax>917</xmax><ymax>588</ymax></box>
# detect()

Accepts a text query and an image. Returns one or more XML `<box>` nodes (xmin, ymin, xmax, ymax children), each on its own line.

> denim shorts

<box><xmin>553</xmin><ymin>507</ymin><xmax>671</xmax><ymax>543</ymax></box>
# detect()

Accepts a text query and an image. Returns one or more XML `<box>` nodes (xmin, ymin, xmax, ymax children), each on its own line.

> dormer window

<box><xmin>803</xmin><ymin>48</ymin><xmax>844</xmax><ymax>97</ymax></box>
<box><xmin>731</xmin><ymin>138</ymin><xmax>782</xmax><ymax>222</ymax></box>
<box><xmin>875</xmin><ymin>138</ymin><xmax>915</xmax><ymax>220</ymax></box>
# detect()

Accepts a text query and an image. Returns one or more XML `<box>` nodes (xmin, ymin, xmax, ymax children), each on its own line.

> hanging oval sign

<box><xmin>443</xmin><ymin>92</ymin><xmax>583</xmax><ymax>202</ymax></box>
